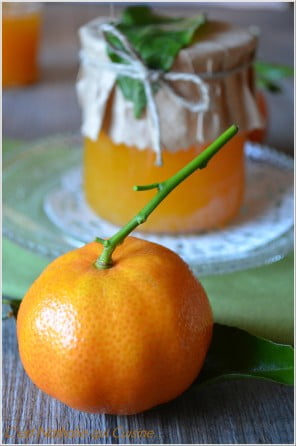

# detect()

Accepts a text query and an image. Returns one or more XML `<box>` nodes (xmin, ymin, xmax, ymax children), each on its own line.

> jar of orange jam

<box><xmin>77</xmin><ymin>12</ymin><xmax>262</xmax><ymax>234</ymax></box>
<box><xmin>2</xmin><ymin>2</ymin><xmax>42</xmax><ymax>87</ymax></box>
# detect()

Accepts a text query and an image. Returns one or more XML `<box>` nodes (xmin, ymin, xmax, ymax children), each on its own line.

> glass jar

<box><xmin>77</xmin><ymin>16</ymin><xmax>262</xmax><ymax>234</ymax></box>
<box><xmin>2</xmin><ymin>2</ymin><xmax>42</xmax><ymax>87</ymax></box>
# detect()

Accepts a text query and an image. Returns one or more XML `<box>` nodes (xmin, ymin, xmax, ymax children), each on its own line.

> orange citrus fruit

<box><xmin>17</xmin><ymin>237</ymin><xmax>213</xmax><ymax>414</ymax></box>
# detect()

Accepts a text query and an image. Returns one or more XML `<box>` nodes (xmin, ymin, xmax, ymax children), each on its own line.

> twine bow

<box><xmin>82</xmin><ymin>22</ymin><xmax>210</xmax><ymax>166</ymax></box>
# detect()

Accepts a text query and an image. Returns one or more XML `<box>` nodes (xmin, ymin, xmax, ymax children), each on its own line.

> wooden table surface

<box><xmin>2</xmin><ymin>3</ymin><xmax>294</xmax><ymax>445</ymax></box>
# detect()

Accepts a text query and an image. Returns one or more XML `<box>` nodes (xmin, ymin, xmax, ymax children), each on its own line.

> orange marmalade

<box><xmin>2</xmin><ymin>3</ymin><xmax>42</xmax><ymax>87</ymax></box>
<box><xmin>78</xmin><ymin>15</ymin><xmax>262</xmax><ymax>234</ymax></box>
<box><xmin>84</xmin><ymin>131</ymin><xmax>245</xmax><ymax>233</ymax></box>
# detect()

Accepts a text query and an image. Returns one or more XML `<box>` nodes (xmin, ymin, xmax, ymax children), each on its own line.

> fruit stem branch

<box><xmin>133</xmin><ymin>182</ymin><xmax>160</xmax><ymax>191</ymax></box>
<box><xmin>94</xmin><ymin>124</ymin><xmax>238</xmax><ymax>269</ymax></box>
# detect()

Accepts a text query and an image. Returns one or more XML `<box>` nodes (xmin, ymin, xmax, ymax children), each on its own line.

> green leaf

<box><xmin>195</xmin><ymin>324</ymin><xmax>294</xmax><ymax>386</ymax></box>
<box><xmin>106</xmin><ymin>6</ymin><xmax>206</xmax><ymax>117</ymax></box>
<box><xmin>255</xmin><ymin>61</ymin><xmax>294</xmax><ymax>93</ymax></box>
<box><xmin>117</xmin><ymin>77</ymin><xmax>148</xmax><ymax>119</ymax></box>
<box><xmin>2</xmin><ymin>296</ymin><xmax>22</xmax><ymax>319</ymax></box>
<box><xmin>117</xmin><ymin>14</ymin><xmax>206</xmax><ymax>71</ymax></box>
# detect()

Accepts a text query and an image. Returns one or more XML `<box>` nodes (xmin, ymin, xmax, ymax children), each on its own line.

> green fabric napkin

<box><xmin>3</xmin><ymin>238</ymin><xmax>50</xmax><ymax>299</ymax></box>
<box><xmin>201</xmin><ymin>253</ymin><xmax>294</xmax><ymax>345</ymax></box>
<box><xmin>2</xmin><ymin>140</ymin><xmax>294</xmax><ymax>345</ymax></box>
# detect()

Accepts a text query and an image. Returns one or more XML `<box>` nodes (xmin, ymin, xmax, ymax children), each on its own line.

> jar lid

<box><xmin>77</xmin><ymin>16</ymin><xmax>263</xmax><ymax>158</ymax></box>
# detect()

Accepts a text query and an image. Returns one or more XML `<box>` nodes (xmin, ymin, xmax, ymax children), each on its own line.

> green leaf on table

<box><xmin>195</xmin><ymin>324</ymin><xmax>294</xmax><ymax>386</ymax></box>
<box><xmin>3</xmin><ymin>296</ymin><xmax>22</xmax><ymax>319</ymax></box>
<box><xmin>255</xmin><ymin>61</ymin><xmax>294</xmax><ymax>93</ymax></box>
<box><xmin>106</xmin><ymin>6</ymin><xmax>206</xmax><ymax>117</ymax></box>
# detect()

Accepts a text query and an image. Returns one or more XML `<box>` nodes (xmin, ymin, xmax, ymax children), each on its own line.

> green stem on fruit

<box><xmin>94</xmin><ymin>124</ymin><xmax>239</xmax><ymax>269</ymax></box>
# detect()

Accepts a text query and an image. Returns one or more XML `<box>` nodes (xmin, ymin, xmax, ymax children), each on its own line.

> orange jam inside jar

<box><xmin>78</xmin><ymin>15</ymin><xmax>263</xmax><ymax>234</ymax></box>
<box><xmin>2</xmin><ymin>2</ymin><xmax>42</xmax><ymax>87</ymax></box>
<box><xmin>84</xmin><ymin>131</ymin><xmax>245</xmax><ymax>233</ymax></box>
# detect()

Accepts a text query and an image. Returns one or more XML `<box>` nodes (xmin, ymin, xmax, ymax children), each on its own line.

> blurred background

<box><xmin>2</xmin><ymin>1</ymin><xmax>294</xmax><ymax>154</ymax></box>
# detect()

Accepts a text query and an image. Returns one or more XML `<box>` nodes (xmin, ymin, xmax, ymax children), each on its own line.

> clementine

<box><xmin>17</xmin><ymin>237</ymin><xmax>213</xmax><ymax>414</ymax></box>
<box><xmin>17</xmin><ymin>125</ymin><xmax>238</xmax><ymax>414</ymax></box>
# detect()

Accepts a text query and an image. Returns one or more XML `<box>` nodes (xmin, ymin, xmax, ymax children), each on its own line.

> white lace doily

<box><xmin>44</xmin><ymin>142</ymin><xmax>294</xmax><ymax>275</ymax></box>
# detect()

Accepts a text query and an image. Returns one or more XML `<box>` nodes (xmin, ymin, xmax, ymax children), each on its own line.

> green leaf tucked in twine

<box><xmin>195</xmin><ymin>324</ymin><xmax>294</xmax><ymax>387</ymax></box>
<box><xmin>106</xmin><ymin>5</ymin><xmax>206</xmax><ymax>118</ymax></box>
